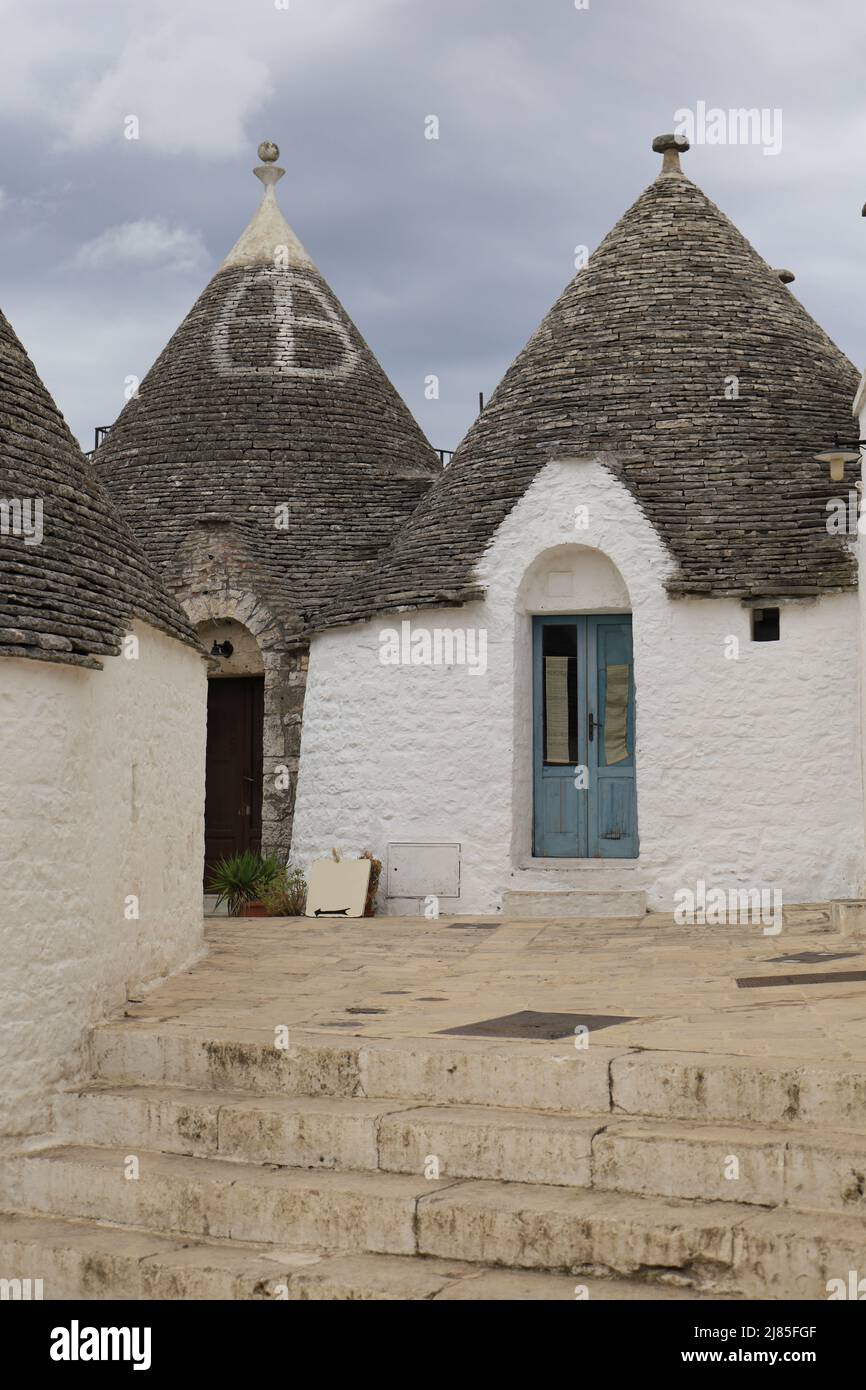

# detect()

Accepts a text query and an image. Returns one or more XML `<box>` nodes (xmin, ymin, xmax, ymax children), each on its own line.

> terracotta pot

<box><xmin>241</xmin><ymin>900</ymin><xmax>267</xmax><ymax>918</ymax></box>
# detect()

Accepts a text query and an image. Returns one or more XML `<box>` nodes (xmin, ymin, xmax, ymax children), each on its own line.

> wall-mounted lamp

<box><xmin>815</xmin><ymin>435</ymin><xmax>864</xmax><ymax>482</ymax></box>
<box><xmin>210</xmin><ymin>641</ymin><xmax>234</xmax><ymax>659</ymax></box>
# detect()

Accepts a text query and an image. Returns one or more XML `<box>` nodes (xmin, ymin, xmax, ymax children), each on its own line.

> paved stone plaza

<box><xmin>159</xmin><ymin>905</ymin><xmax>864</xmax><ymax>1059</ymax></box>
<box><xmin>2</xmin><ymin>906</ymin><xmax>866</xmax><ymax>1300</ymax></box>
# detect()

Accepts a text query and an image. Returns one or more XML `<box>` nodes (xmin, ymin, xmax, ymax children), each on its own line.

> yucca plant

<box><xmin>206</xmin><ymin>851</ymin><xmax>282</xmax><ymax>917</ymax></box>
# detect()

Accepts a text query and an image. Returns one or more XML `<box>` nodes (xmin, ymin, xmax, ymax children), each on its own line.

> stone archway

<box><xmin>178</xmin><ymin>584</ymin><xmax>307</xmax><ymax>867</ymax></box>
<box><xmin>514</xmin><ymin>544</ymin><xmax>637</xmax><ymax>864</ymax></box>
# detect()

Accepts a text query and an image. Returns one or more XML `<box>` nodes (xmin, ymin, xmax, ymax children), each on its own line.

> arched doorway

<box><xmin>198</xmin><ymin>619</ymin><xmax>265</xmax><ymax>885</ymax></box>
<box><xmin>516</xmin><ymin>545</ymin><xmax>638</xmax><ymax>861</ymax></box>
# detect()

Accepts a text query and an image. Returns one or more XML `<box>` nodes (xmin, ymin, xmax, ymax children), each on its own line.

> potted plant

<box><xmin>206</xmin><ymin>852</ymin><xmax>281</xmax><ymax>917</ymax></box>
<box><xmin>258</xmin><ymin>864</ymin><xmax>308</xmax><ymax>917</ymax></box>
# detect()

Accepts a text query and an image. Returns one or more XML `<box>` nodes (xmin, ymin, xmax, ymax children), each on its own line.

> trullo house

<box><xmin>94</xmin><ymin>133</ymin><xmax>866</xmax><ymax>919</ymax></box>
<box><xmin>0</xmin><ymin>307</ymin><xmax>207</xmax><ymax>1138</ymax></box>
<box><xmin>290</xmin><ymin>134</ymin><xmax>866</xmax><ymax>917</ymax></box>
<box><xmin>96</xmin><ymin>141</ymin><xmax>440</xmax><ymax>878</ymax></box>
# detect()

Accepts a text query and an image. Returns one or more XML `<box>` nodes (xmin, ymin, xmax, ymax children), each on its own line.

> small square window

<box><xmin>751</xmin><ymin>607</ymin><xmax>780</xmax><ymax>642</ymax></box>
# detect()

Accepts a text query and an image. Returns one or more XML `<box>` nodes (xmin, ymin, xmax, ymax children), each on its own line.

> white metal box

<box><xmin>386</xmin><ymin>842</ymin><xmax>461</xmax><ymax>899</ymax></box>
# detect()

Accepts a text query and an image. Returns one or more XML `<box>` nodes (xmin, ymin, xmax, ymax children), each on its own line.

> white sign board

<box><xmin>305</xmin><ymin>858</ymin><xmax>372</xmax><ymax>919</ymax></box>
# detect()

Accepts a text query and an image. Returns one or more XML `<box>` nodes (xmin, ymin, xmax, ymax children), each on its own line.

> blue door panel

<box><xmin>595</xmin><ymin>778</ymin><xmax>637</xmax><ymax>858</ymax></box>
<box><xmin>539</xmin><ymin>777</ymin><xmax>579</xmax><ymax>857</ymax></box>
<box><xmin>533</xmin><ymin>614</ymin><xmax>638</xmax><ymax>859</ymax></box>
<box><xmin>588</xmin><ymin>615</ymin><xmax>638</xmax><ymax>858</ymax></box>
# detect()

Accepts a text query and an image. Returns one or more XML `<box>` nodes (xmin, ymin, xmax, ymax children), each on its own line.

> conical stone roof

<box><xmin>312</xmin><ymin>136</ymin><xmax>860</xmax><ymax>632</ymax></box>
<box><xmin>0</xmin><ymin>307</ymin><xmax>198</xmax><ymax>668</ymax></box>
<box><xmin>95</xmin><ymin>143</ymin><xmax>441</xmax><ymax>633</ymax></box>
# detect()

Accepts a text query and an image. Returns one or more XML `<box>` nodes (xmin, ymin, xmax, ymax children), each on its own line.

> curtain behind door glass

<box><xmin>542</xmin><ymin>624</ymin><xmax>577</xmax><ymax>763</ymax></box>
<box><xmin>604</xmin><ymin>661</ymin><xmax>630</xmax><ymax>765</ymax></box>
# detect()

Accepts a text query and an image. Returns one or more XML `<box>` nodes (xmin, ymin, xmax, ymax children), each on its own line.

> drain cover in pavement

<box><xmin>773</xmin><ymin>951</ymin><xmax>859</xmax><ymax>965</ymax></box>
<box><xmin>438</xmin><ymin>1009</ymin><xmax>637</xmax><ymax>1040</ymax></box>
<box><xmin>737</xmin><ymin>969</ymin><xmax>866</xmax><ymax>989</ymax></box>
<box><xmin>444</xmin><ymin>922</ymin><xmax>499</xmax><ymax>930</ymax></box>
<box><xmin>345</xmin><ymin>1007</ymin><xmax>387</xmax><ymax>1015</ymax></box>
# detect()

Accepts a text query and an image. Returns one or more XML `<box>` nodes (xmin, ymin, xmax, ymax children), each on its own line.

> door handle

<box><xmin>588</xmin><ymin>711</ymin><xmax>595</xmax><ymax>743</ymax></box>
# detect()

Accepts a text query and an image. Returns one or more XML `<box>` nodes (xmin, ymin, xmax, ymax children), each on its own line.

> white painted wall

<box><xmin>292</xmin><ymin>457</ymin><xmax>865</xmax><ymax>915</ymax></box>
<box><xmin>854</xmin><ymin>375</ymin><xmax>866</xmax><ymax>873</ymax></box>
<box><xmin>0</xmin><ymin>622</ymin><xmax>207</xmax><ymax>1138</ymax></box>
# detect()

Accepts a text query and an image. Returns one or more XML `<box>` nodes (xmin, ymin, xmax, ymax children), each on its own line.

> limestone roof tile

<box><xmin>0</xmin><ymin>308</ymin><xmax>199</xmax><ymax>668</ymax></box>
<box><xmin>311</xmin><ymin>139</ymin><xmax>859</xmax><ymax>632</ymax></box>
<box><xmin>95</xmin><ymin>144</ymin><xmax>441</xmax><ymax>629</ymax></box>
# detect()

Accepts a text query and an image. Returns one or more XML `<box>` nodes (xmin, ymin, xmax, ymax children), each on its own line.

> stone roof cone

<box><xmin>0</xmin><ymin>307</ymin><xmax>197</xmax><ymax>667</ymax></box>
<box><xmin>96</xmin><ymin>142</ymin><xmax>440</xmax><ymax>631</ymax></box>
<box><xmin>312</xmin><ymin>133</ymin><xmax>859</xmax><ymax>631</ymax></box>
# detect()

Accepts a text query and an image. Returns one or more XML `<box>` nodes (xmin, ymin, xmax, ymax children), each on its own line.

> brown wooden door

<box><xmin>204</xmin><ymin>676</ymin><xmax>264</xmax><ymax>885</ymax></box>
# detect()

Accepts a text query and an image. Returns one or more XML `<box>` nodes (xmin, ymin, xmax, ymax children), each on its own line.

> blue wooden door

<box><xmin>533</xmin><ymin>615</ymin><xmax>638</xmax><ymax>858</ymax></box>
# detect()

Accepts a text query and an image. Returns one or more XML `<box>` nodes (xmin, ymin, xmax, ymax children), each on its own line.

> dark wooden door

<box><xmin>204</xmin><ymin>676</ymin><xmax>264</xmax><ymax>885</ymax></box>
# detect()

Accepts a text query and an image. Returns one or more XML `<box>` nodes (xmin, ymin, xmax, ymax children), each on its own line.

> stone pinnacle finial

<box><xmin>652</xmin><ymin>132</ymin><xmax>689</xmax><ymax>175</ymax></box>
<box><xmin>254</xmin><ymin>140</ymin><xmax>284</xmax><ymax>189</ymax></box>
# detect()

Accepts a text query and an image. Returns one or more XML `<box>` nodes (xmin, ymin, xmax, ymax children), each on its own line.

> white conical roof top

<box><xmin>220</xmin><ymin>143</ymin><xmax>313</xmax><ymax>271</ymax></box>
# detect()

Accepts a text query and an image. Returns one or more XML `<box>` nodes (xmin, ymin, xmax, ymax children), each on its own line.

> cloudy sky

<box><xmin>1</xmin><ymin>0</ymin><xmax>865</xmax><ymax>454</ymax></box>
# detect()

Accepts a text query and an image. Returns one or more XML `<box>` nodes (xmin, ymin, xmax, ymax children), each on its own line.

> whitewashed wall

<box><xmin>0</xmin><ymin>622</ymin><xmax>206</xmax><ymax>1138</ymax></box>
<box><xmin>855</xmin><ymin>377</ymin><xmax>866</xmax><ymax>871</ymax></box>
<box><xmin>292</xmin><ymin>457</ymin><xmax>865</xmax><ymax>915</ymax></box>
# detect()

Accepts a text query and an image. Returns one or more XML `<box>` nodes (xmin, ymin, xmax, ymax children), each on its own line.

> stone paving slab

<box><xmin>104</xmin><ymin>913</ymin><xmax>866</xmax><ymax>1065</ymax></box>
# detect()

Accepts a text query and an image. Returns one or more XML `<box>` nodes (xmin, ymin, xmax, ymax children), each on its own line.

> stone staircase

<box><xmin>2</xmin><ymin>1021</ymin><xmax>866</xmax><ymax>1299</ymax></box>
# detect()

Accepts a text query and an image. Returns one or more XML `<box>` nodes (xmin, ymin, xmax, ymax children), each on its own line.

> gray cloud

<box><xmin>1</xmin><ymin>0</ymin><xmax>865</xmax><ymax>454</ymax></box>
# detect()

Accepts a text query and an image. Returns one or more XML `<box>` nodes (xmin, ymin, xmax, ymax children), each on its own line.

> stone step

<box><xmin>89</xmin><ymin>1025</ymin><xmax>618</xmax><ymax>1113</ymax></box>
<box><xmin>0</xmin><ymin>1144</ymin><xmax>862</xmax><ymax>1296</ymax></box>
<box><xmin>53</xmin><ymin>1084</ymin><xmax>866</xmax><ymax>1213</ymax></box>
<box><xmin>54</xmin><ymin>1085</ymin><xmax>599</xmax><ymax>1186</ymax></box>
<box><xmin>90</xmin><ymin>1024</ymin><xmax>866</xmax><ymax>1132</ymax></box>
<box><xmin>0</xmin><ymin>1212</ymin><xmax>725</xmax><ymax>1301</ymax></box>
<box><xmin>594</xmin><ymin>1115</ymin><xmax>866</xmax><ymax>1214</ymax></box>
<box><xmin>55</xmin><ymin>1085</ymin><xmax>601</xmax><ymax>1186</ymax></box>
<box><xmin>610</xmin><ymin>1050</ymin><xmax>866</xmax><ymax>1131</ymax></box>
<box><xmin>500</xmin><ymin>888</ymin><xmax>647</xmax><ymax>920</ymax></box>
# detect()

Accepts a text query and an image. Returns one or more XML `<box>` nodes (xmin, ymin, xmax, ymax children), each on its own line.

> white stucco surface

<box><xmin>0</xmin><ymin>622</ymin><xmax>207</xmax><ymax>1137</ymax></box>
<box><xmin>292</xmin><ymin>457</ymin><xmax>866</xmax><ymax>916</ymax></box>
<box><xmin>855</xmin><ymin>391</ymin><xmax>866</xmax><ymax>874</ymax></box>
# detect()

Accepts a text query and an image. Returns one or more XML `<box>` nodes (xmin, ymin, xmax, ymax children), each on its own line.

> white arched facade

<box><xmin>292</xmin><ymin>456</ymin><xmax>866</xmax><ymax>914</ymax></box>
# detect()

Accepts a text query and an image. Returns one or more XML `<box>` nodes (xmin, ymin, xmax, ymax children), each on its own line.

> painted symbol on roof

<box><xmin>212</xmin><ymin>268</ymin><xmax>360</xmax><ymax>381</ymax></box>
